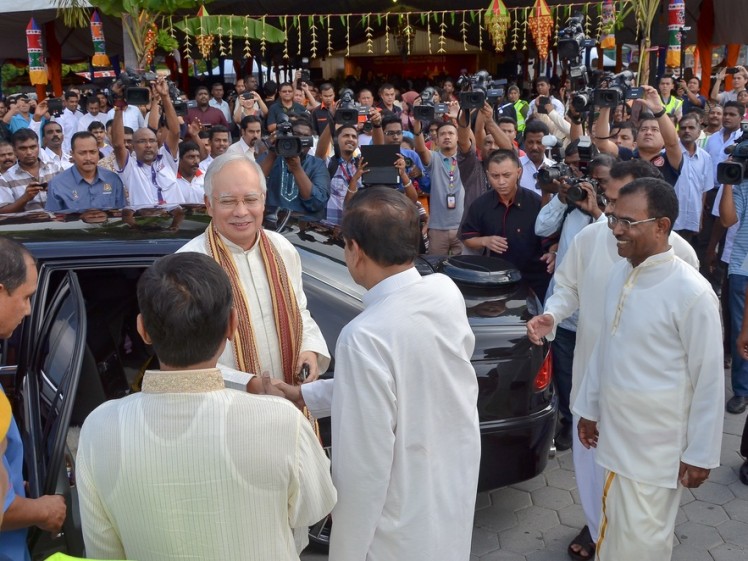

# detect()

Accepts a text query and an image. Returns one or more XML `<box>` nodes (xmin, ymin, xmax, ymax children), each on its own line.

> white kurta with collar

<box><xmin>178</xmin><ymin>229</ymin><xmax>330</xmax><ymax>379</ymax></box>
<box><xmin>328</xmin><ymin>267</ymin><xmax>480</xmax><ymax>561</ymax></box>
<box><xmin>76</xmin><ymin>367</ymin><xmax>336</xmax><ymax>561</ymax></box>
<box><xmin>519</xmin><ymin>154</ymin><xmax>554</xmax><ymax>197</ymax></box>
<box><xmin>573</xmin><ymin>249</ymin><xmax>723</xmax><ymax>488</ymax></box>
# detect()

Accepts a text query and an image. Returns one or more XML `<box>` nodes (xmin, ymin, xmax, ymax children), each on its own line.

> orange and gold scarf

<box><xmin>206</xmin><ymin>221</ymin><xmax>302</xmax><ymax>384</ymax></box>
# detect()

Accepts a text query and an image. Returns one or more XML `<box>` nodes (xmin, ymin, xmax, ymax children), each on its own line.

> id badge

<box><xmin>446</xmin><ymin>193</ymin><xmax>457</xmax><ymax>209</ymax></box>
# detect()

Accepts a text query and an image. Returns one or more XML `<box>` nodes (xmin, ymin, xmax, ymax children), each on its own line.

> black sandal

<box><xmin>567</xmin><ymin>525</ymin><xmax>596</xmax><ymax>561</ymax></box>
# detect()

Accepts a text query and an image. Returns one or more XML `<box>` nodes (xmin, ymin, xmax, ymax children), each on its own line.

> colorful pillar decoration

<box><xmin>26</xmin><ymin>18</ymin><xmax>48</xmax><ymax>86</ymax></box>
<box><xmin>527</xmin><ymin>0</ymin><xmax>554</xmax><ymax>60</ymax></box>
<box><xmin>600</xmin><ymin>0</ymin><xmax>616</xmax><ymax>50</ymax></box>
<box><xmin>89</xmin><ymin>10</ymin><xmax>111</xmax><ymax>67</ymax></box>
<box><xmin>485</xmin><ymin>0</ymin><xmax>511</xmax><ymax>53</ymax></box>
<box><xmin>666</xmin><ymin>0</ymin><xmax>686</xmax><ymax>68</ymax></box>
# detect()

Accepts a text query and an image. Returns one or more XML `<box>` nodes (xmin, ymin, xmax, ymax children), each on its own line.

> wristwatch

<box><xmin>652</xmin><ymin>107</ymin><xmax>667</xmax><ymax>119</ymax></box>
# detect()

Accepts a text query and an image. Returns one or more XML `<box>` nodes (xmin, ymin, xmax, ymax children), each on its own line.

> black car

<box><xmin>0</xmin><ymin>210</ymin><xmax>555</xmax><ymax>558</ymax></box>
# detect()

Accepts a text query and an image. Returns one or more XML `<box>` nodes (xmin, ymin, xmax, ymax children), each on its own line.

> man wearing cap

<box><xmin>0</xmin><ymin>238</ymin><xmax>67</xmax><ymax>561</ymax></box>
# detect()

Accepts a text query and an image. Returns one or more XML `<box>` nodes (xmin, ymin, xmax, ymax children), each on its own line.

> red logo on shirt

<box><xmin>651</xmin><ymin>156</ymin><xmax>665</xmax><ymax>167</ymax></box>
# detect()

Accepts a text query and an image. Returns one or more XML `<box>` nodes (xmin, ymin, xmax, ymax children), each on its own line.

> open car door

<box><xmin>19</xmin><ymin>270</ymin><xmax>87</xmax><ymax>559</ymax></box>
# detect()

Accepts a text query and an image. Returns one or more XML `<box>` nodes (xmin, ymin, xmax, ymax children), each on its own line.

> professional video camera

<box><xmin>113</xmin><ymin>67</ymin><xmax>187</xmax><ymax>113</ymax></box>
<box><xmin>457</xmin><ymin>71</ymin><xmax>507</xmax><ymax>110</ymax></box>
<box><xmin>413</xmin><ymin>87</ymin><xmax>449</xmax><ymax>122</ymax></box>
<box><xmin>334</xmin><ymin>88</ymin><xmax>370</xmax><ymax>127</ymax></box>
<box><xmin>537</xmin><ymin>136</ymin><xmax>602</xmax><ymax>204</ymax></box>
<box><xmin>717</xmin><ymin>121</ymin><xmax>748</xmax><ymax>184</ymax></box>
<box><xmin>275</xmin><ymin>117</ymin><xmax>314</xmax><ymax>158</ymax></box>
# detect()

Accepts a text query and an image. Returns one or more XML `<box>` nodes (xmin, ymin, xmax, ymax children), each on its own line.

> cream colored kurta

<box><xmin>179</xmin><ymin>229</ymin><xmax>330</xmax><ymax>378</ymax></box>
<box><xmin>543</xmin><ymin>219</ymin><xmax>698</xmax><ymax>407</ymax></box>
<box><xmin>328</xmin><ymin>268</ymin><xmax>481</xmax><ymax>561</ymax></box>
<box><xmin>76</xmin><ymin>368</ymin><xmax>337</xmax><ymax>561</ymax></box>
<box><xmin>573</xmin><ymin>250</ymin><xmax>724</xmax><ymax>488</ymax></box>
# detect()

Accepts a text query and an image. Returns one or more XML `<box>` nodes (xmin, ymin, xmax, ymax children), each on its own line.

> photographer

<box><xmin>233</xmin><ymin>89</ymin><xmax>268</xmax><ymax>124</ymax></box>
<box><xmin>711</xmin><ymin>66</ymin><xmax>748</xmax><ymax>105</ymax></box>
<box><xmin>531</xmin><ymin>97</ymin><xmax>572</xmax><ymax>147</ymax></box>
<box><xmin>266</xmin><ymin>83</ymin><xmax>308</xmax><ymax>133</ymax></box>
<box><xmin>519</xmin><ymin>120</ymin><xmax>555</xmax><ymax>201</ymax></box>
<box><xmin>678</xmin><ymin>77</ymin><xmax>707</xmax><ymax>116</ymax></box>
<box><xmin>592</xmin><ymin>85</ymin><xmax>683</xmax><ymax>186</ymax></box>
<box><xmin>186</xmin><ymin>86</ymin><xmax>229</xmax><ymax>129</ymax></box>
<box><xmin>526</xmin><ymin>77</ymin><xmax>565</xmax><ymax>119</ymax></box>
<box><xmin>105</xmin><ymin>87</ymin><xmax>145</xmax><ymax>132</ymax></box>
<box><xmin>259</xmin><ymin>115</ymin><xmax>330</xmax><ymax>221</ymax></box>
<box><xmin>112</xmin><ymin>77</ymin><xmax>185</xmax><ymax>206</ymax></box>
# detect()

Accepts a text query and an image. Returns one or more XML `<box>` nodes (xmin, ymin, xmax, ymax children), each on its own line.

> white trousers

<box><xmin>596</xmin><ymin>471</ymin><xmax>682</xmax><ymax>561</ymax></box>
<box><xmin>572</xmin><ymin>414</ymin><xmax>606</xmax><ymax>540</ymax></box>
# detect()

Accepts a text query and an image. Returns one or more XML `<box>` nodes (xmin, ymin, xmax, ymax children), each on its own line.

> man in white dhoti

<box><xmin>266</xmin><ymin>187</ymin><xmax>481</xmax><ymax>561</ymax></box>
<box><xmin>178</xmin><ymin>153</ymin><xmax>330</xmax><ymax>388</ymax></box>
<box><xmin>526</xmin><ymin>160</ymin><xmax>699</xmax><ymax>561</ymax></box>
<box><xmin>574</xmin><ymin>178</ymin><xmax>722</xmax><ymax>561</ymax></box>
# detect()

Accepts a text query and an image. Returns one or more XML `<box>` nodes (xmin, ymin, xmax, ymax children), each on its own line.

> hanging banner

<box><xmin>26</xmin><ymin>18</ymin><xmax>48</xmax><ymax>85</ymax></box>
<box><xmin>666</xmin><ymin>0</ymin><xmax>686</xmax><ymax>67</ymax></box>
<box><xmin>600</xmin><ymin>0</ymin><xmax>616</xmax><ymax>50</ymax></box>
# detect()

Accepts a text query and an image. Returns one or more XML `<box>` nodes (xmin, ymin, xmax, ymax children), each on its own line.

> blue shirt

<box><xmin>728</xmin><ymin>180</ymin><xmax>748</xmax><ymax>277</ymax></box>
<box><xmin>263</xmin><ymin>153</ymin><xmax>330</xmax><ymax>220</ymax></box>
<box><xmin>45</xmin><ymin>166</ymin><xmax>126</xmax><ymax>212</ymax></box>
<box><xmin>1</xmin><ymin>385</ymin><xmax>31</xmax><ymax>561</ymax></box>
<box><xmin>9</xmin><ymin>114</ymin><xmax>32</xmax><ymax>134</ymax></box>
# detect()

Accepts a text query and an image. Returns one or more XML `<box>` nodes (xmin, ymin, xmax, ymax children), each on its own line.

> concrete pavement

<box><xmin>302</xmin><ymin>375</ymin><xmax>748</xmax><ymax>561</ymax></box>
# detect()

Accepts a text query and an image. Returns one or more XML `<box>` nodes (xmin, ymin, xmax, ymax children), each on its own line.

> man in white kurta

<box><xmin>527</xmin><ymin>162</ymin><xmax>699</xmax><ymax>556</ymax></box>
<box><xmin>573</xmin><ymin>179</ymin><xmax>723</xmax><ymax>561</ymax></box>
<box><xmin>76</xmin><ymin>252</ymin><xmax>336</xmax><ymax>561</ymax></box>
<box><xmin>275</xmin><ymin>187</ymin><xmax>481</xmax><ymax>561</ymax></box>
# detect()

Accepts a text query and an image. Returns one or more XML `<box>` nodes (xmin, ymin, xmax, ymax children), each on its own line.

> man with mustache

<box><xmin>0</xmin><ymin>141</ymin><xmax>16</xmax><ymax>174</ymax></box>
<box><xmin>39</xmin><ymin>121</ymin><xmax>73</xmax><ymax>170</ymax></box>
<box><xmin>176</xmin><ymin>141</ymin><xmax>205</xmax><ymax>204</ymax></box>
<box><xmin>226</xmin><ymin>115</ymin><xmax>262</xmax><ymax>161</ymax></box>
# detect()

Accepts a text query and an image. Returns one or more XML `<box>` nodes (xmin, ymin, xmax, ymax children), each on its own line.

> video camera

<box><xmin>456</xmin><ymin>71</ymin><xmax>507</xmax><ymax>110</ymax></box>
<box><xmin>113</xmin><ymin>67</ymin><xmax>188</xmax><ymax>114</ymax></box>
<box><xmin>275</xmin><ymin>117</ymin><xmax>314</xmax><ymax>158</ymax></box>
<box><xmin>537</xmin><ymin>136</ymin><xmax>602</xmax><ymax>204</ymax></box>
<box><xmin>717</xmin><ymin>121</ymin><xmax>748</xmax><ymax>184</ymax></box>
<box><xmin>413</xmin><ymin>87</ymin><xmax>449</xmax><ymax>122</ymax></box>
<box><xmin>334</xmin><ymin>88</ymin><xmax>370</xmax><ymax>127</ymax></box>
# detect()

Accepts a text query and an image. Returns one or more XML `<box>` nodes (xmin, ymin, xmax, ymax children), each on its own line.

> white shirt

<box><xmin>673</xmin><ymin>143</ymin><xmax>713</xmax><ymax>232</ymax></box>
<box><xmin>199</xmin><ymin>155</ymin><xmax>214</xmax><ymax>173</ymax></box>
<box><xmin>519</xmin><ymin>154</ymin><xmax>554</xmax><ymax>197</ymax></box>
<box><xmin>77</xmin><ymin>112</ymin><xmax>109</xmax><ymax>133</ymax></box>
<box><xmin>704</xmin><ymin>127</ymin><xmax>741</xmax><ymax>187</ymax></box>
<box><xmin>526</xmin><ymin>95</ymin><xmax>566</xmax><ymax>118</ymax></box>
<box><xmin>40</xmin><ymin>146</ymin><xmax>74</xmax><ymax>170</ymax></box>
<box><xmin>176</xmin><ymin>169</ymin><xmax>205</xmax><ymax>204</ymax></box>
<box><xmin>543</xmin><ymin>220</ymin><xmax>698</xmax><ymax>408</ymax></box>
<box><xmin>56</xmin><ymin>107</ymin><xmax>82</xmax><ymax>152</ymax></box>
<box><xmin>323</xmin><ymin>268</ymin><xmax>480</xmax><ymax>561</ymax></box>
<box><xmin>573</xmin><ymin>250</ymin><xmax>723</xmax><ymax>488</ymax></box>
<box><xmin>225</xmin><ymin>137</ymin><xmax>257</xmax><ymax>161</ymax></box>
<box><xmin>117</xmin><ymin>145</ymin><xmax>184</xmax><ymax>207</ymax></box>
<box><xmin>76</xmin><ymin>367</ymin><xmax>336</xmax><ymax>561</ymax></box>
<box><xmin>209</xmin><ymin>98</ymin><xmax>232</xmax><ymax>122</ymax></box>
<box><xmin>107</xmin><ymin>105</ymin><xmax>146</xmax><ymax>132</ymax></box>
<box><xmin>535</xmin><ymin>194</ymin><xmax>600</xmax><ymax>330</ymax></box>
<box><xmin>178</xmin><ymin>230</ymin><xmax>331</xmax><ymax>379</ymax></box>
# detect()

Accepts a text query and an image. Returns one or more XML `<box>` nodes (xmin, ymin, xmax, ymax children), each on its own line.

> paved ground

<box><xmin>302</xmin><ymin>373</ymin><xmax>748</xmax><ymax>561</ymax></box>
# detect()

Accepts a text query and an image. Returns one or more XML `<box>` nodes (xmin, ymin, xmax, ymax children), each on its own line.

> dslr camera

<box><xmin>413</xmin><ymin>87</ymin><xmax>448</xmax><ymax>122</ymax></box>
<box><xmin>275</xmin><ymin>117</ymin><xmax>314</xmax><ymax>158</ymax></box>
<box><xmin>717</xmin><ymin>121</ymin><xmax>748</xmax><ymax>184</ymax></box>
<box><xmin>334</xmin><ymin>88</ymin><xmax>370</xmax><ymax>127</ymax></box>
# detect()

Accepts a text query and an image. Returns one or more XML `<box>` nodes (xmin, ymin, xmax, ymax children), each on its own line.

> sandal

<box><xmin>567</xmin><ymin>525</ymin><xmax>596</xmax><ymax>561</ymax></box>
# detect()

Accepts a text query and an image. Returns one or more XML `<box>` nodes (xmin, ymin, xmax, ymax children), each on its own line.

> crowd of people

<box><xmin>1</xmin><ymin>60</ymin><xmax>748</xmax><ymax>561</ymax></box>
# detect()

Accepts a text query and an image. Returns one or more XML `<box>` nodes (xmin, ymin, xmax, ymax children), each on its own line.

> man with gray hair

<box><xmin>178</xmin><ymin>152</ymin><xmax>329</xmax><ymax>397</ymax></box>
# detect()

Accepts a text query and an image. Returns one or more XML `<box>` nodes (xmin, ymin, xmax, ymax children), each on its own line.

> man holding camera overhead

<box><xmin>259</xmin><ymin>115</ymin><xmax>330</xmax><ymax>221</ymax></box>
<box><xmin>112</xmin><ymin>77</ymin><xmax>186</xmax><ymax>207</ymax></box>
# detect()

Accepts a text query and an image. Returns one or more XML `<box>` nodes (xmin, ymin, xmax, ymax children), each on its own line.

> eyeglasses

<box><xmin>384</xmin><ymin>130</ymin><xmax>403</xmax><ymax>137</ymax></box>
<box><xmin>607</xmin><ymin>215</ymin><xmax>658</xmax><ymax>231</ymax></box>
<box><xmin>134</xmin><ymin>139</ymin><xmax>158</xmax><ymax>145</ymax></box>
<box><xmin>213</xmin><ymin>194</ymin><xmax>264</xmax><ymax>209</ymax></box>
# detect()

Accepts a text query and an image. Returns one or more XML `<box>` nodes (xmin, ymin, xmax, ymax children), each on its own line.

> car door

<box><xmin>19</xmin><ymin>270</ymin><xmax>86</xmax><ymax>558</ymax></box>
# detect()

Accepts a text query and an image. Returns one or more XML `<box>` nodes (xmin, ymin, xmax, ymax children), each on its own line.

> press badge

<box><xmin>446</xmin><ymin>193</ymin><xmax>457</xmax><ymax>209</ymax></box>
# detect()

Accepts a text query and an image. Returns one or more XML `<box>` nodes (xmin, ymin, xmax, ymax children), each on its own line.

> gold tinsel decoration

<box><xmin>478</xmin><ymin>9</ymin><xmax>483</xmax><ymax>51</ymax></box>
<box><xmin>528</xmin><ymin>0</ymin><xmax>553</xmax><ymax>59</ymax></box>
<box><xmin>183</xmin><ymin>16</ymin><xmax>192</xmax><ymax>59</ymax></box>
<box><xmin>216</xmin><ymin>16</ymin><xmax>226</xmax><ymax>57</ymax></box>
<box><xmin>261</xmin><ymin>15</ymin><xmax>267</xmax><ymax>57</ymax></box>
<box><xmin>486</xmin><ymin>0</ymin><xmax>511</xmax><ymax>53</ymax></box>
<box><xmin>310</xmin><ymin>16</ymin><xmax>319</xmax><ymax>59</ymax></box>
<box><xmin>461</xmin><ymin>12</ymin><xmax>469</xmax><ymax>51</ymax></box>
<box><xmin>345</xmin><ymin>14</ymin><xmax>350</xmax><ymax>56</ymax></box>
<box><xmin>427</xmin><ymin>12</ymin><xmax>433</xmax><ymax>55</ymax></box>
<box><xmin>282</xmin><ymin>16</ymin><xmax>289</xmax><ymax>60</ymax></box>
<box><xmin>522</xmin><ymin>8</ymin><xmax>529</xmax><ymax>51</ymax></box>
<box><xmin>196</xmin><ymin>7</ymin><xmax>214</xmax><ymax>59</ymax></box>
<box><xmin>327</xmin><ymin>15</ymin><xmax>333</xmax><ymax>57</ymax></box>
<box><xmin>510</xmin><ymin>8</ymin><xmax>520</xmax><ymax>50</ymax></box>
<box><xmin>405</xmin><ymin>13</ymin><xmax>412</xmax><ymax>56</ymax></box>
<box><xmin>243</xmin><ymin>16</ymin><xmax>252</xmax><ymax>59</ymax></box>
<box><xmin>583</xmin><ymin>4</ymin><xmax>592</xmax><ymax>37</ymax></box>
<box><xmin>364</xmin><ymin>14</ymin><xmax>373</xmax><ymax>54</ymax></box>
<box><xmin>144</xmin><ymin>23</ymin><xmax>157</xmax><ymax>65</ymax></box>
<box><xmin>595</xmin><ymin>4</ymin><xmax>604</xmax><ymax>42</ymax></box>
<box><xmin>298</xmin><ymin>16</ymin><xmax>302</xmax><ymax>56</ymax></box>
<box><xmin>227</xmin><ymin>16</ymin><xmax>233</xmax><ymax>56</ymax></box>
<box><xmin>385</xmin><ymin>13</ymin><xmax>390</xmax><ymax>54</ymax></box>
<box><xmin>553</xmin><ymin>8</ymin><xmax>560</xmax><ymax>47</ymax></box>
<box><xmin>437</xmin><ymin>12</ymin><xmax>447</xmax><ymax>54</ymax></box>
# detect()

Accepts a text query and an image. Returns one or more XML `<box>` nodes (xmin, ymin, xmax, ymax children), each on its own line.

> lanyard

<box><xmin>280</xmin><ymin>159</ymin><xmax>298</xmax><ymax>204</ymax></box>
<box><xmin>441</xmin><ymin>156</ymin><xmax>457</xmax><ymax>191</ymax></box>
<box><xmin>338</xmin><ymin>159</ymin><xmax>357</xmax><ymax>183</ymax></box>
<box><xmin>150</xmin><ymin>163</ymin><xmax>166</xmax><ymax>205</ymax></box>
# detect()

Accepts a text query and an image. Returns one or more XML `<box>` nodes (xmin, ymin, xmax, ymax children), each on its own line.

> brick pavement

<box><xmin>302</xmin><ymin>374</ymin><xmax>748</xmax><ymax>561</ymax></box>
